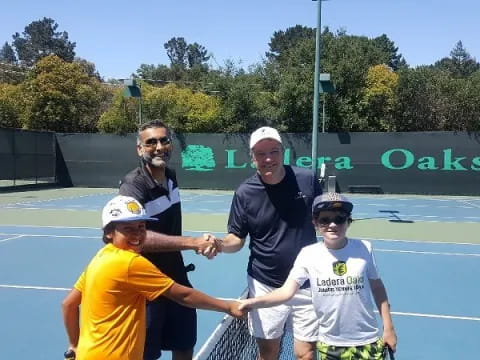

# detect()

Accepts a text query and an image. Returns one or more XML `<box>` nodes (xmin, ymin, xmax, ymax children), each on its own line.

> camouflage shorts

<box><xmin>317</xmin><ymin>339</ymin><xmax>386</xmax><ymax>360</ymax></box>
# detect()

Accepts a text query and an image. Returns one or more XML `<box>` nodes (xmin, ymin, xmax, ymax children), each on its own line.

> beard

<box><xmin>142</xmin><ymin>152</ymin><xmax>170</xmax><ymax>168</ymax></box>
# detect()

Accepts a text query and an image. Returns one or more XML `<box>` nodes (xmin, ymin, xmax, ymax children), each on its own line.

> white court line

<box><xmin>1</xmin><ymin>284</ymin><xmax>478</xmax><ymax>322</ymax></box>
<box><xmin>3</xmin><ymin>227</ymin><xmax>477</xmax><ymax>248</ymax></box>
<box><xmin>0</xmin><ymin>224</ymin><xmax>98</xmax><ymax>229</ymax></box>
<box><xmin>375</xmin><ymin>248</ymin><xmax>480</xmax><ymax>257</ymax></box>
<box><xmin>1</xmin><ymin>191</ymin><xmax>115</xmax><ymax>208</ymax></box>
<box><xmin>360</xmin><ymin>236</ymin><xmax>480</xmax><ymax>247</ymax></box>
<box><xmin>5</xmin><ymin>233</ymin><xmax>477</xmax><ymax>256</ymax></box>
<box><xmin>182</xmin><ymin>231</ymin><xmax>480</xmax><ymax>248</ymax></box>
<box><xmin>356</xmin><ymin>214</ymin><xmax>480</xmax><ymax>223</ymax></box>
<box><xmin>183</xmin><ymin>199</ymin><xmax>226</xmax><ymax>203</ymax></box>
<box><xmin>1</xmin><ymin>227</ymin><xmax>478</xmax><ymax>250</ymax></box>
<box><xmin>4</xmin><ymin>206</ymin><xmax>98</xmax><ymax>212</ymax></box>
<box><xmin>0</xmin><ymin>233</ymin><xmax>98</xmax><ymax>239</ymax></box>
<box><xmin>0</xmin><ymin>235</ymin><xmax>24</xmax><ymax>243</ymax></box>
<box><xmin>0</xmin><ymin>284</ymin><xmax>70</xmax><ymax>291</ymax></box>
<box><xmin>378</xmin><ymin>310</ymin><xmax>480</xmax><ymax>322</ymax></box>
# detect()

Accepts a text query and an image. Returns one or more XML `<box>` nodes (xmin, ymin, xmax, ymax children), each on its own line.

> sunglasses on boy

<box><xmin>316</xmin><ymin>214</ymin><xmax>349</xmax><ymax>226</ymax></box>
<box><xmin>142</xmin><ymin>136</ymin><xmax>172</xmax><ymax>148</ymax></box>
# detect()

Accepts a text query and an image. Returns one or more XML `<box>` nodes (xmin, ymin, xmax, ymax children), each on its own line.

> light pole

<box><xmin>312</xmin><ymin>0</ymin><xmax>323</xmax><ymax>174</ymax></box>
<box><xmin>123</xmin><ymin>79</ymin><xmax>142</xmax><ymax>125</ymax></box>
<box><xmin>322</xmin><ymin>93</ymin><xmax>326</xmax><ymax>133</ymax></box>
<box><xmin>319</xmin><ymin>72</ymin><xmax>334</xmax><ymax>132</ymax></box>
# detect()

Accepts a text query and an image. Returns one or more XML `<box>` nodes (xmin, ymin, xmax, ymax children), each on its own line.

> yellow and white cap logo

<box><xmin>126</xmin><ymin>200</ymin><xmax>141</xmax><ymax>215</ymax></box>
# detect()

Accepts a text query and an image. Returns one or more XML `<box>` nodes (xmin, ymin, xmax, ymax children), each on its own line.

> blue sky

<box><xmin>1</xmin><ymin>0</ymin><xmax>478</xmax><ymax>80</ymax></box>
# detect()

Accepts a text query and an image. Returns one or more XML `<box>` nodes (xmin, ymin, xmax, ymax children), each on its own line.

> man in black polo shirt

<box><xmin>119</xmin><ymin>119</ymin><xmax>216</xmax><ymax>360</ymax></box>
<box><xmin>216</xmin><ymin>126</ymin><xmax>322</xmax><ymax>360</ymax></box>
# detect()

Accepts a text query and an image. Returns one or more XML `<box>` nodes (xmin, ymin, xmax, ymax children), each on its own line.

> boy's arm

<box><xmin>238</xmin><ymin>277</ymin><xmax>300</xmax><ymax>310</ymax></box>
<box><xmin>162</xmin><ymin>283</ymin><xmax>245</xmax><ymax>318</ymax></box>
<box><xmin>62</xmin><ymin>288</ymin><xmax>82</xmax><ymax>352</ymax></box>
<box><xmin>370</xmin><ymin>278</ymin><xmax>397</xmax><ymax>352</ymax></box>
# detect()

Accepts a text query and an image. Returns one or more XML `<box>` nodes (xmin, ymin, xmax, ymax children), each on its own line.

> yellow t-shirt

<box><xmin>74</xmin><ymin>243</ymin><xmax>174</xmax><ymax>360</ymax></box>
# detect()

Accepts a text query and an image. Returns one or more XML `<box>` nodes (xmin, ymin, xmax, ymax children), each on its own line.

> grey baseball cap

<box><xmin>312</xmin><ymin>192</ymin><xmax>353</xmax><ymax>215</ymax></box>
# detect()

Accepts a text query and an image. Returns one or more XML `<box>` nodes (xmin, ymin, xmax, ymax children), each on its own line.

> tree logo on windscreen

<box><xmin>332</xmin><ymin>261</ymin><xmax>347</xmax><ymax>276</ymax></box>
<box><xmin>182</xmin><ymin>145</ymin><xmax>216</xmax><ymax>171</ymax></box>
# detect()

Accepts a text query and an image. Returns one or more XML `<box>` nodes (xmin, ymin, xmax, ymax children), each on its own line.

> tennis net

<box><xmin>194</xmin><ymin>289</ymin><xmax>294</xmax><ymax>360</ymax></box>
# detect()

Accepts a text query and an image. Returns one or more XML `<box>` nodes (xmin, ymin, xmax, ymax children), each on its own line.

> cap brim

<box><xmin>103</xmin><ymin>216</ymin><xmax>157</xmax><ymax>229</ymax></box>
<box><xmin>312</xmin><ymin>202</ymin><xmax>353</xmax><ymax>214</ymax></box>
<box><xmin>250</xmin><ymin>137</ymin><xmax>282</xmax><ymax>149</ymax></box>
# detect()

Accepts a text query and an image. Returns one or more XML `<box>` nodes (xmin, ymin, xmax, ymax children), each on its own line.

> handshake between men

<box><xmin>195</xmin><ymin>233</ymin><xmax>225</xmax><ymax>259</ymax></box>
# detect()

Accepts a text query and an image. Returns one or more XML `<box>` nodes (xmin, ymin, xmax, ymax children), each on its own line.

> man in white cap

<box><xmin>62</xmin><ymin>195</ymin><xmax>244</xmax><ymax>360</ymax></box>
<box><xmin>212</xmin><ymin>126</ymin><xmax>322</xmax><ymax>360</ymax></box>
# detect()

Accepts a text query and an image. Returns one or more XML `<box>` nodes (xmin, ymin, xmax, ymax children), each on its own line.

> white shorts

<box><xmin>247</xmin><ymin>276</ymin><xmax>318</xmax><ymax>342</ymax></box>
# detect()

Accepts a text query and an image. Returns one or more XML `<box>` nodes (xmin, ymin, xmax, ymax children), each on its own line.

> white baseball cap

<box><xmin>249</xmin><ymin>126</ymin><xmax>282</xmax><ymax>149</ymax></box>
<box><xmin>102</xmin><ymin>195</ymin><xmax>157</xmax><ymax>229</ymax></box>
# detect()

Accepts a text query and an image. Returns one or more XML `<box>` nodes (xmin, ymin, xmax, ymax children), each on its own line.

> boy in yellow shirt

<box><xmin>62</xmin><ymin>195</ymin><xmax>244</xmax><ymax>360</ymax></box>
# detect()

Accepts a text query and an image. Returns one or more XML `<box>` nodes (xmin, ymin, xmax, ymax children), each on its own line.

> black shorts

<box><xmin>143</xmin><ymin>295</ymin><xmax>197</xmax><ymax>360</ymax></box>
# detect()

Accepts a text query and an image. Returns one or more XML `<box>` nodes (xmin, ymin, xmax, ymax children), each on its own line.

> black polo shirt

<box><xmin>119</xmin><ymin>164</ymin><xmax>190</xmax><ymax>286</ymax></box>
<box><xmin>228</xmin><ymin>165</ymin><xmax>322</xmax><ymax>288</ymax></box>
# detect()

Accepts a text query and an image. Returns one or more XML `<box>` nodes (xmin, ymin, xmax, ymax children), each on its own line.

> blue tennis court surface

<box><xmin>0</xmin><ymin>190</ymin><xmax>479</xmax><ymax>359</ymax></box>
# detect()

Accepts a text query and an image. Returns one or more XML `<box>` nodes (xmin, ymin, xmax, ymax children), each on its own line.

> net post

<box><xmin>327</xmin><ymin>175</ymin><xmax>336</xmax><ymax>193</ymax></box>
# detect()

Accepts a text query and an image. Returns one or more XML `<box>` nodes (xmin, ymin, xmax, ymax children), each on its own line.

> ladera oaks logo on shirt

<box><xmin>332</xmin><ymin>261</ymin><xmax>347</xmax><ymax>276</ymax></box>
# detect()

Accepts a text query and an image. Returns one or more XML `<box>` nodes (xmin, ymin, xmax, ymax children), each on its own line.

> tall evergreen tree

<box><xmin>164</xmin><ymin>37</ymin><xmax>211</xmax><ymax>69</ymax></box>
<box><xmin>186</xmin><ymin>43</ymin><xmax>210</xmax><ymax>68</ymax></box>
<box><xmin>434</xmin><ymin>41</ymin><xmax>479</xmax><ymax>78</ymax></box>
<box><xmin>266</xmin><ymin>25</ymin><xmax>315</xmax><ymax>62</ymax></box>
<box><xmin>12</xmin><ymin>17</ymin><xmax>76</xmax><ymax>66</ymax></box>
<box><xmin>0</xmin><ymin>42</ymin><xmax>17</xmax><ymax>64</ymax></box>
<box><xmin>164</xmin><ymin>37</ymin><xmax>188</xmax><ymax>67</ymax></box>
<box><xmin>372</xmin><ymin>34</ymin><xmax>407</xmax><ymax>71</ymax></box>
<box><xmin>0</xmin><ymin>42</ymin><xmax>25</xmax><ymax>84</ymax></box>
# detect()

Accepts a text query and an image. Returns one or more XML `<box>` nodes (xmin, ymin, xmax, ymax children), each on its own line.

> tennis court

<box><xmin>0</xmin><ymin>187</ymin><xmax>479</xmax><ymax>360</ymax></box>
